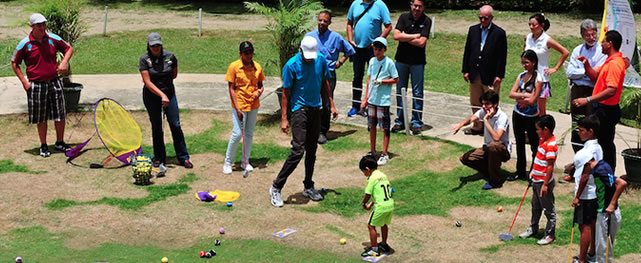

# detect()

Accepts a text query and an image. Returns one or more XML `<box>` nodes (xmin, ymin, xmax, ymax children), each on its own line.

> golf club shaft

<box><xmin>507</xmin><ymin>184</ymin><xmax>530</xmax><ymax>232</ymax></box>
<box><xmin>605</xmin><ymin>213</ymin><xmax>611</xmax><ymax>263</ymax></box>
<box><xmin>568</xmin><ymin>222</ymin><xmax>575</xmax><ymax>263</ymax></box>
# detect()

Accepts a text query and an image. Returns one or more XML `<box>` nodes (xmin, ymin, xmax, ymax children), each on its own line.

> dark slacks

<box><xmin>351</xmin><ymin>46</ymin><xmax>374</xmax><ymax>109</ymax></box>
<box><xmin>143</xmin><ymin>90</ymin><xmax>190</xmax><ymax>164</ymax></box>
<box><xmin>273</xmin><ymin>107</ymin><xmax>321</xmax><ymax>190</ymax></box>
<box><xmin>591</xmin><ymin>102</ymin><xmax>621</xmax><ymax>172</ymax></box>
<box><xmin>320</xmin><ymin>71</ymin><xmax>337</xmax><ymax>135</ymax></box>
<box><xmin>512</xmin><ymin>113</ymin><xmax>539</xmax><ymax>177</ymax></box>
<box><xmin>570</xmin><ymin>84</ymin><xmax>594</xmax><ymax>152</ymax></box>
<box><xmin>460</xmin><ymin>142</ymin><xmax>510</xmax><ymax>187</ymax></box>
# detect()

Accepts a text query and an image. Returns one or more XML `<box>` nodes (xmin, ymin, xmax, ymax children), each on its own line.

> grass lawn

<box><xmin>1</xmin><ymin>110</ymin><xmax>640</xmax><ymax>262</ymax></box>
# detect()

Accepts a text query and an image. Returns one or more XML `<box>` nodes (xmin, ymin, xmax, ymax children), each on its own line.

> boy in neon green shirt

<box><xmin>359</xmin><ymin>155</ymin><xmax>395</xmax><ymax>257</ymax></box>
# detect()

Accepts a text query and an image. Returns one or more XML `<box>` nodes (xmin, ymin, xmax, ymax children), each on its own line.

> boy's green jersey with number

<box><xmin>365</xmin><ymin>170</ymin><xmax>395</xmax><ymax>213</ymax></box>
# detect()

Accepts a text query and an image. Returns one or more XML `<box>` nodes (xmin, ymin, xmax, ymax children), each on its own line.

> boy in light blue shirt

<box><xmin>360</xmin><ymin>37</ymin><xmax>398</xmax><ymax>166</ymax></box>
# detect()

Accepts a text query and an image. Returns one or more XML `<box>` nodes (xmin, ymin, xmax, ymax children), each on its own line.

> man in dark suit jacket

<box><xmin>461</xmin><ymin>5</ymin><xmax>507</xmax><ymax>134</ymax></box>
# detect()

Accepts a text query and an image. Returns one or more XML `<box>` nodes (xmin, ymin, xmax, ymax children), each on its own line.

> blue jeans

<box><xmin>394</xmin><ymin>62</ymin><xmax>424</xmax><ymax>128</ymax></box>
<box><xmin>352</xmin><ymin>47</ymin><xmax>374</xmax><ymax>109</ymax></box>
<box><xmin>143</xmin><ymin>91</ymin><xmax>190</xmax><ymax>164</ymax></box>
<box><xmin>225</xmin><ymin>109</ymin><xmax>258</xmax><ymax>166</ymax></box>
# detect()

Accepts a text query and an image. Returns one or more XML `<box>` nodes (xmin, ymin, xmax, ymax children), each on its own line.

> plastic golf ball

<box><xmin>497</xmin><ymin>206</ymin><xmax>504</xmax><ymax>212</ymax></box>
<box><xmin>339</xmin><ymin>238</ymin><xmax>347</xmax><ymax>245</ymax></box>
<box><xmin>161</xmin><ymin>257</ymin><xmax>169</xmax><ymax>263</ymax></box>
<box><xmin>219</xmin><ymin>227</ymin><xmax>225</xmax><ymax>234</ymax></box>
<box><xmin>455</xmin><ymin>221</ymin><xmax>462</xmax><ymax>227</ymax></box>
<box><xmin>226</xmin><ymin>202</ymin><xmax>233</xmax><ymax>207</ymax></box>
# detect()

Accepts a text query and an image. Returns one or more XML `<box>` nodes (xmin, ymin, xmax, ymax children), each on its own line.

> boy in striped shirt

<box><xmin>519</xmin><ymin>115</ymin><xmax>558</xmax><ymax>245</ymax></box>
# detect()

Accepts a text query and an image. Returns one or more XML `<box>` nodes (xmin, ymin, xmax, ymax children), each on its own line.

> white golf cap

<box><xmin>300</xmin><ymin>36</ymin><xmax>318</xmax><ymax>59</ymax></box>
<box><xmin>29</xmin><ymin>13</ymin><xmax>47</xmax><ymax>26</ymax></box>
<box><xmin>373</xmin><ymin>37</ymin><xmax>388</xmax><ymax>48</ymax></box>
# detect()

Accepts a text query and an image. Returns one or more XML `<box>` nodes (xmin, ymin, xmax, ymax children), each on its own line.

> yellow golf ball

<box><xmin>161</xmin><ymin>257</ymin><xmax>168</xmax><ymax>263</ymax></box>
<box><xmin>339</xmin><ymin>238</ymin><xmax>347</xmax><ymax>245</ymax></box>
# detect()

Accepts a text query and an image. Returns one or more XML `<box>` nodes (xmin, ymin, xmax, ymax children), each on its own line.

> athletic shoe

<box><xmin>390</xmin><ymin>124</ymin><xmax>404</xmax><ymax>133</ymax></box>
<box><xmin>242</xmin><ymin>163</ymin><xmax>254</xmax><ymax>172</ymax></box>
<box><xmin>156</xmin><ymin>163</ymin><xmax>167</xmax><ymax>177</ymax></box>
<box><xmin>537</xmin><ymin>235</ymin><xmax>554</xmax><ymax>245</ymax></box>
<box><xmin>317</xmin><ymin>134</ymin><xmax>328</xmax><ymax>144</ymax></box>
<box><xmin>347</xmin><ymin>108</ymin><xmax>358</xmax><ymax>117</ymax></box>
<box><xmin>181</xmin><ymin>160</ymin><xmax>193</xmax><ymax>169</ymax></box>
<box><xmin>302</xmin><ymin>187</ymin><xmax>323</xmax><ymax>201</ymax></box>
<box><xmin>39</xmin><ymin>144</ymin><xmax>51</xmax><ymax>157</ymax></box>
<box><xmin>361</xmin><ymin>247</ymin><xmax>380</xmax><ymax>257</ymax></box>
<box><xmin>506</xmin><ymin>173</ymin><xmax>525</xmax><ymax>181</ymax></box>
<box><xmin>222</xmin><ymin>162</ymin><xmax>232</xmax><ymax>174</ymax></box>
<box><xmin>379</xmin><ymin>243</ymin><xmax>393</xmax><ymax>254</ymax></box>
<box><xmin>54</xmin><ymin>141</ymin><xmax>71</xmax><ymax>152</ymax></box>
<box><xmin>377</xmin><ymin>154</ymin><xmax>389</xmax><ymax>166</ymax></box>
<box><xmin>519</xmin><ymin>227</ymin><xmax>536</xmax><ymax>239</ymax></box>
<box><xmin>481</xmin><ymin>182</ymin><xmax>494</xmax><ymax>190</ymax></box>
<box><xmin>410</xmin><ymin>126</ymin><xmax>422</xmax><ymax>135</ymax></box>
<box><xmin>572</xmin><ymin>256</ymin><xmax>580</xmax><ymax>263</ymax></box>
<box><xmin>270</xmin><ymin>186</ymin><xmax>284</xmax><ymax>207</ymax></box>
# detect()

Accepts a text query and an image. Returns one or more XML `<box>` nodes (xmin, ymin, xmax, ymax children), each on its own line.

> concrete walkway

<box><xmin>1</xmin><ymin>74</ymin><xmax>638</xmax><ymax>176</ymax></box>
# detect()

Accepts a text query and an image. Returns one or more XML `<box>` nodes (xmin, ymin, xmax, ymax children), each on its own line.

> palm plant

<box><xmin>244</xmin><ymin>0</ymin><xmax>323</xmax><ymax>71</ymax></box>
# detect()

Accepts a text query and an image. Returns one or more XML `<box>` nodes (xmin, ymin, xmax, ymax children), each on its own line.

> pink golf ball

<box><xmin>219</xmin><ymin>227</ymin><xmax>225</xmax><ymax>234</ymax></box>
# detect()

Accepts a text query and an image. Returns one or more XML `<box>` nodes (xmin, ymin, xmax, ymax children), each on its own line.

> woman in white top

<box><xmin>524</xmin><ymin>14</ymin><xmax>569</xmax><ymax>116</ymax></box>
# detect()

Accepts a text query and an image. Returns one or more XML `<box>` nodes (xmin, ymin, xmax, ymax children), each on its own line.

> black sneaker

<box><xmin>506</xmin><ymin>173</ymin><xmax>521</xmax><ymax>181</ymax></box>
<box><xmin>54</xmin><ymin>141</ymin><xmax>71</xmax><ymax>152</ymax></box>
<box><xmin>39</xmin><ymin>144</ymin><xmax>51</xmax><ymax>157</ymax></box>
<box><xmin>390</xmin><ymin>124</ymin><xmax>404</xmax><ymax>133</ymax></box>
<box><xmin>361</xmin><ymin>247</ymin><xmax>380</xmax><ymax>257</ymax></box>
<box><xmin>379</xmin><ymin>243</ymin><xmax>393</xmax><ymax>254</ymax></box>
<box><xmin>317</xmin><ymin>134</ymin><xmax>328</xmax><ymax>144</ymax></box>
<box><xmin>410</xmin><ymin>126</ymin><xmax>422</xmax><ymax>135</ymax></box>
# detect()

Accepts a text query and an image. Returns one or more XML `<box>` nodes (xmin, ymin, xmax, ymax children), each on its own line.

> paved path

<box><xmin>1</xmin><ymin>74</ymin><xmax>637</xmax><ymax>176</ymax></box>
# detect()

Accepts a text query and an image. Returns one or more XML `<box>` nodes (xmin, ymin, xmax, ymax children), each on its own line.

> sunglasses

<box><xmin>150</xmin><ymin>44</ymin><xmax>161</xmax><ymax>48</ymax></box>
<box><xmin>479</xmin><ymin>16</ymin><xmax>491</xmax><ymax>21</ymax></box>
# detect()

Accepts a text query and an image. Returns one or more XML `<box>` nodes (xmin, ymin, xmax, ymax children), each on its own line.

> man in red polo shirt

<box><xmin>574</xmin><ymin>30</ymin><xmax>626</xmax><ymax>171</ymax></box>
<box><xmin>11</xmin><ymin>13</ymin><xmax>74</xmax><ymax>157</ymax></box>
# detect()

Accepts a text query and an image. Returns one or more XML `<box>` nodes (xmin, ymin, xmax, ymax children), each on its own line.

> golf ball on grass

<box><xmin>497</xmin><ymin>206</ymin><xmax>503</xmax><ymax>212</ymax></box>
<box><xmin>455</xmin><ymin>221</ymin><xmax>462</xmax><ymax>227</ymax></box>
<box><xmin>219</xmin><ymin>227</ymin><xmax>225</xmax><ymax>234</ymax></box>
<box><xmin>226</xmin><ymin>202</ymin><xmax>233</xmax><ymax>207</ymax></box>
<box><xmin>339</xmin><ymin>238</ymin><xmax>347</xmax><ymax>245</ymax></box>
<box><xmin>161</xmin><ymin>257</ymin><xmax>168</xmax><ymax>263</ymax></box>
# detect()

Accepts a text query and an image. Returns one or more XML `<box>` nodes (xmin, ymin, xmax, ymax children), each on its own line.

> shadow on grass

<box><xmin>45</xmin><ymin>173</ymin><xmax>197</xmax><ymax>211</ymax></box>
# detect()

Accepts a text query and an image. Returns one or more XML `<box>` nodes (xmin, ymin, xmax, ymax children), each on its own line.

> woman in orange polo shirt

<box><xmin>223</xmin><ymin>41</ymin><xmax>265</xmax><ymax>176</ymax></box>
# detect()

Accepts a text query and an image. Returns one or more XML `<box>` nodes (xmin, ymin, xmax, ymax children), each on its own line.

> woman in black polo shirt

<box><xmin>139</xmin><ymin>32</ymin><xmax>192</xmax><ymax>173</ymax></box>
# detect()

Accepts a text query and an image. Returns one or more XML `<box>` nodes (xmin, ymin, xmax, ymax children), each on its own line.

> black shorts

<box><xmin>574</xmin><ymin>199</ymin><xmax>598</xmax><ymax>225</ymax></box>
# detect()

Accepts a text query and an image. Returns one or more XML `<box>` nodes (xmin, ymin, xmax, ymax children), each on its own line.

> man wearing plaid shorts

<box><xmin>11</xmin><ymin>13</ymin><xmax>74</xmax><ymax>157</ymax></box>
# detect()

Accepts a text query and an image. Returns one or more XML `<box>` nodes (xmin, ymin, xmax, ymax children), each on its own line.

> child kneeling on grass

<box><xmin>360</xmin><ymin>37</ymin><xmax>398</xmax><ymax>166</ymax></box>
<box><xmin>519</xmin><ymin>114</ymin><xmax>558</xmax><ymax>245</ymax></box>
<box><xmin>359</xmin><ymin>155</ymin><xmax>394</xmax><ymax>257</ymax></box>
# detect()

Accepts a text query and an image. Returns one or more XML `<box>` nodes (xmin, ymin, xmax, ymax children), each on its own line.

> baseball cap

<box><xmin>29</xmin><ymin>13</ymin><xmax>47</xmax><ymax>26</ymax></box>
<box><xmin>239</xmin><ymin>41</ymin><xmax>254</xmax><ymax>53</ymax></box>
<box><xmin>300</xmin><ymin>36</ymin><xmax>318</xmax><ymax>59</ymax></box>
<box><xmin>372</xmin><ymin>37</ymin><xmax>388</xmax><ymax>48</ymax></box>
<box><xmin>147</xmin><ymin>32</ymin><xmax>162</xmax><ymax>46</ymax></box>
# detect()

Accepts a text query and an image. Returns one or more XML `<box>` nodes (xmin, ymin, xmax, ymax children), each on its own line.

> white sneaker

<box><xmin>242</xmin><ymin>163</ymin><xmax>254</xmax><ymax>172</ymax></box>
<box><xmin>537</xmin><ymin>235</ymin><xmax>554</xmax><ymax>245</ymax></box>
<box><xmin>270</xmin><ymin>186</ymin><xmax>284</xmax><ymax>207</ymax></box>
<box><xmin>222</xmin><ymin>162</ymin><xmax>232</xmax><ymax>174</ymax></box>
<box><xmin>157</xmin><ymin>163</ymin><xmax>167</xmax><ymax>177</ymax></box>
<box><xmin>519</xmin><ymin>226</ymin><xmax>536</xmax><ymax>239</ymax></box>
<box><xmin>377</xmin><ymin>154</ymin><xmax>389</xmax><ymax>166</ymax></box>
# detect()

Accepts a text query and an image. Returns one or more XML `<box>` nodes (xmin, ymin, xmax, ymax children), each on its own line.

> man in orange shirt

<box><xmin>574</xmin><ymin>30</ymin><xmax>626</xmax><ymax>172</ymax></box>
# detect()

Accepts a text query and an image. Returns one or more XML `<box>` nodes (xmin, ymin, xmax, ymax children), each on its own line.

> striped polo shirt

<box><xmin>530</xmin><ymin>135</ymin><xmax>558</xmax><ymax>182</ymax></box>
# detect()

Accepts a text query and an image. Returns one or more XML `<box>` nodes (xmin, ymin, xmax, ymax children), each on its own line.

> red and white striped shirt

<box><xmin>530</xmin><ymin>135</ymin><xmax>558</xmax><ymax>182</ymax></box>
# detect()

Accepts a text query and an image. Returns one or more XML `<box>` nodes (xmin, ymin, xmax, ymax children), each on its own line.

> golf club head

<box><xmin>242</xmin><ymin>169</ymin><xmax>250</xmax><ymax>178</ymax></box>
<box><xmin>498</xmin><ymin>233</ymin><xmax>513</xmax><ymax>241</ymax></box>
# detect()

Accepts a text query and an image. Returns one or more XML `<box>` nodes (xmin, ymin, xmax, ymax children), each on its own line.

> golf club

<box><xmin>568</xmin><ymin>220</ymin><xmax>576</xmax><ymax>263</ymax></box>
<box><xmin>499</xmin><ymin>183</ymin><xmax>530</xmax><ymax>241</ymax></box>
<box><xmin>241</xmin><ymin>112</ymin><xmax>249</xmax><ymax>178</ymax></box>
<box><xmin>605</xmin><ymin>213</ymin><xmax>611</xmax><ymax>263</ymax></box>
